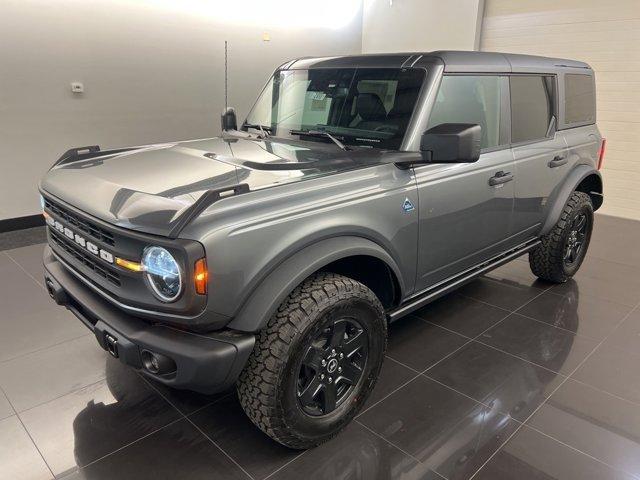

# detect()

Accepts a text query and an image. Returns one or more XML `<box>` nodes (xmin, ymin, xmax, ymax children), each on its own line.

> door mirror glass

<box><xmin>221</xmin><ymin>107</ymin><xmax>238</xmax><ymax>131</ymax></box>
<box><xmin>420</xmin><ymin>123</ymin><xmax>481</xmax><ymax>163</ymax></box>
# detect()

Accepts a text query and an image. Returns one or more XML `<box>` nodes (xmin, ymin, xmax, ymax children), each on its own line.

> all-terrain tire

<box><xmin>529</xmin><ymin>191</ymin><xmax>594</xmax><ymax>283</ymax></box>
<box><xmin>237</xmin><ymin>272</ymin><xmax>387</xmax><ymax>449</ymax></box>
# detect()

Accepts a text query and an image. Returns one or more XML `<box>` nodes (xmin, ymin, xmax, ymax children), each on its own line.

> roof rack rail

<box><xmin>168</xmin><ymin>183</ymin><xmax>250</xmax><ymax>239</ymax></box>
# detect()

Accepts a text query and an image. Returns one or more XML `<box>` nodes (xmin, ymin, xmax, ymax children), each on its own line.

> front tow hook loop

<box><xmin>105</xmin><ymin>333</ymin><xmax>119</xmax><ymax>358</ymax></box>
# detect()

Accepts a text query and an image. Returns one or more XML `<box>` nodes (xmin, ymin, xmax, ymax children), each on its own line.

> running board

<box><xmin>388</xmin><ymin>239</ymin><xmax>541</xmax><ymax>322</ymax></box>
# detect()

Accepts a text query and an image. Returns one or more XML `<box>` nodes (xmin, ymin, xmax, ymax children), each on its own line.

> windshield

<box><xmin>245</xmin><ymin>67</ymin><xmax>425</xmax><ymax>150</ymax></box>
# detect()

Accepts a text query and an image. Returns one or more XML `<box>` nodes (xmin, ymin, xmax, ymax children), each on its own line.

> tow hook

<box><xmin>104</xmin><ymin>333</ymin><xmax>119</xmax><ymax>358</ymax></box>
<box><xmin>45</xmin><ymin>276</ymin><xmax>69</xmax><ymax>306</ymax></box>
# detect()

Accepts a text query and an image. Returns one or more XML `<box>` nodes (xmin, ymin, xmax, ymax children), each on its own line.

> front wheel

<box><xmin>237</xmin><ymin>272</ymin><xmax>387</xmax><ymax>449</ymax></box>
<box><xmin>529</xmin><ymin>191</ymin><xmax>594</xmax><ymax>283</ymax></box>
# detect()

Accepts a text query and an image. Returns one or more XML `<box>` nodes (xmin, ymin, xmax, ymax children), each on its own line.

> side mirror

<box><xmin>420</xmin><ymin>123</ymin><xmax>481</xmax><ymax>163</ymax></box>
<box><xmin>221</xmin><ymin>107</ymin><xmax>238</xmax><ymax>131</ymax></box>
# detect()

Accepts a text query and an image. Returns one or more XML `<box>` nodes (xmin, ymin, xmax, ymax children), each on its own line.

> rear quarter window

<box><xmin>564</xmin><ymin>74</ymin><xmax>596</xmax><ymax>125</ymax></box>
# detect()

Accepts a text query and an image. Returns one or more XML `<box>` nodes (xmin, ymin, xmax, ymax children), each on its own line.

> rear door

<box><xmin>414</xmin><ymin>74</ymin><xmax>515</xmax><ymax>291</ymax></box>
<box><xmin>510</xmin><ymin>75</ymin><xmax>572</xmax><ymax>240</ymax></box>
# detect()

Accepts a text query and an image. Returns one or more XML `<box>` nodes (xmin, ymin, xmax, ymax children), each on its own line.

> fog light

<box><xmin>141</xmin><ymin>350</ymin><xmax>176</xmax><ymax>375</ymax></box>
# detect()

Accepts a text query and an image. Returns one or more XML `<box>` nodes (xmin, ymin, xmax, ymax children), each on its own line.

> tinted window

<box><xmin>427</xmin><ymin>75</ymin><xmax>503</xmax><ymax>150</ymax></box>
<box><xmin>510</xmin><ymin>76</ymin><xmax>555</xmax><ymax>143</ymax></box>
<box><xmin>565</xmin><ymin>74</ymin><xmax>595</xmax><ymax>125</ymax></box>
<box><xmin>245</xmin><ymin>68</ymin><xmax>425</xmax><ymax>150</ymax></box>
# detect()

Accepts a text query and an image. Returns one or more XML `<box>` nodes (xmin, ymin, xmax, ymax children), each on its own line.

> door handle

<box><xmin>489</xmin><ymin>171</ymin><xmax>513</xmax><ymax>186</ymax></box>
<box><xmin>548</xmin><ymin>156</ymin><xmax>568</xmax><ymax>168</ymax></box>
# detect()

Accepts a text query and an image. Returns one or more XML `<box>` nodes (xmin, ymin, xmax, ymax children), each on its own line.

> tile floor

<box><xmin>1</xmin><ymin>214</ymin><xmax>639</xmax><ymax>479</ymax></box>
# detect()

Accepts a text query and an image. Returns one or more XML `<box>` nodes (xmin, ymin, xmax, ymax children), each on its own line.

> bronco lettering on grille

<box><xmin>47</xmin><ymin>216</ymin><xmax>114</xmax><ymax>264</ymax></box>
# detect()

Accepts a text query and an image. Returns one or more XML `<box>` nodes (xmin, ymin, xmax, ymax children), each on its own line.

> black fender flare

<box><xmin>540</xmin><ymin>165</ymin><xmax>602</xmax><ymax>236</ymax></box>
<box><xmin>227</xmin><ymin>236</ymin><xmax>405</xmax><ymax>333</ymax></box>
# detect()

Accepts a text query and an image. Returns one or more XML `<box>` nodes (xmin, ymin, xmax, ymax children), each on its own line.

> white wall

<box><xmin>481</xmin><ymin>0</ymin><xmax>640</xmax><ymax>221</ymax></box>
<box><xmin>0</xmin><ymin>0</ymin><xmax>363</xmax><ymax>220</ymax></box>
<box><xmin>362</xmin><ymin>0</ymin><xmax>484</xmax><ymax>53</ymax></box>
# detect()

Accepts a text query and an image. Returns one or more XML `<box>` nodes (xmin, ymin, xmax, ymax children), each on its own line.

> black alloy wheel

<box><xmin>564</xmin><ymin>213</ymin><xmax>588</xmax><ymax>266</ymax></box>
<box><xmin>297</xmin><ymin>318</ymin><xmax>368</xmax><ymax>416</ymax></box>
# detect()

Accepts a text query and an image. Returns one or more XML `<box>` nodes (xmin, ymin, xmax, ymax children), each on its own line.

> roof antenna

<box><xmin>220</xmin><ymin>40</ymin><xmax>237</xmax><ymax>131</ymax></box>
<box><xmin>224</xmin><ymin>40</ymin><xmax>228</xmax><ymax>112</ymax></box>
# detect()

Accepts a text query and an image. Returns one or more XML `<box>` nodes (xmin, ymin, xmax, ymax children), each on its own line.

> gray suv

<box><xmin>40</xmin><ymin>51</ymin><xmax>604</xmax><ymax>448</ymax></box>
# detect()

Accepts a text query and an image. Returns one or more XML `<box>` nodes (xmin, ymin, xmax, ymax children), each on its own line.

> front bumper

<box><xmin>43</xmin><ymin>245</ymin><xmax>255</xmax><ymax>394</ymax></box>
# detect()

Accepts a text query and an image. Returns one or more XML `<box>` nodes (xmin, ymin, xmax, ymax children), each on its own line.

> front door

<box><xmin>414</xmin><ymin>74</ymin><xmax>515</xmax><ymax>291</ymax></box>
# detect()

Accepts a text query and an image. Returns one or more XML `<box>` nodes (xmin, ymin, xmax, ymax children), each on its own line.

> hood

<box><xmin>41</xmin><ymin>135</ymin><xmax>391</xmax><ymax>236</ymax></box>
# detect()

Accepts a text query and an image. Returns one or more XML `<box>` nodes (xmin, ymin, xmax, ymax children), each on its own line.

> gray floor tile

<box><xmin>20</xmin><ymin>358</ymin><xmax>180</xmax><ymax>476</ymax></box>
<box><xmin>0</xmin><ymin>415</ymin><xmax>52</xmax><ymax>480</ymax></box>
<box><xmin>386</xmin><ymin>315</ymin><xmax>467</xmax><ymax>371</ymax></box>
<box><xmin>426</xmin><ymin>341</ymin><xmax>565</xmax><ymax>421</ymax></box>
<box><xmin>457</xmin><ymin>276</ymin><xmax>544</xmax><ymax>311</ymax></box>
<box><xmin>143</xmin><ymin>377</ymin><xmax>232</xmax><ymax>416</ymax></box>
<box><xmin>0</xmin><ymin>251</ymin><xmax>88</xmax><ymax>363</ymax></box>
<box><xmin>604</xmin><ymin>307</ymin><xmax>640</xmax><ymax>355</ymax></box>
<box><xmin>5</xmin><ymin>242</ymin><xmax>46</xmax><ymax>287</ymax></box>
<box><xmin>572</xmin><ymin>342</ymin><xmax>640</xmax><ymax>405</ymax></box>
<box><xmin>61</xmin><ymin>418</ymin><xmax>249</xmax><ymax>480</ymax></box>
<box><xmin>358</xmin><ymin>375</ymin><xmax>519</xmax><ymax>479</ymax></box>
<box><xmin>413</xmin><ymin>293</ymin><xmax>510</xmax><ymax>338</ymax></box>
<box><xmin>0</xmin><ymin>335</ymin><xmax>107</xmax><ymax>412</ymax></box>
<box><xmin>0</xmin><ymin>389</ymin><xmax>13</xmax><ymax>420</ymax></box>
<box><xmin>474</xmin><ymin>424</ymin><xmax>636</xmax><ymax>480</ymax></box>
<box><xmin>364</xmin><ymin>356</ymin><xmax>417</xmax><ymax>409</ymax></box>
<box><xmin>517</xmin><ymin>290</ymin><xmax>632</xmax><ymax>341</ymax></box>
<box><xmin>527</xmin><ymin>378</ymin><xmax>640</xmax><ymax>478</ymax></box>
<box><xmin>478</xmin><ymin>313</ymin><xmax>599</xmax><ymax>375</ymax></box>
<box><xmin>190</xmin><ymin>394</ymin><xmax>299</xmax><ymax>480</ymax></box>
<box><xmin>484</xmin><ymin>260</ymin><xmax>551</xmax><ymax>290</ymax></box>
<box><xmin>551</xmin><ymin>257</ymin><xmax>640</xmax><ymax>307</ymax></box>
<box><xmin>269</xmin><ymin>421</ymin><xmax>442</xmax><ymax>480</ymax></box>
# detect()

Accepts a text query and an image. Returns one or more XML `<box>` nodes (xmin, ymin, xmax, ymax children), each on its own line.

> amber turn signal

<box><xmin>115</xmin><ymin>257</ymin><xmax>143</xmax><ymax>272</ymax></box>
<box><xmin>194</xmin><ymin>258</ymin><xmax>208</xmax><ymax>295</ymax></box>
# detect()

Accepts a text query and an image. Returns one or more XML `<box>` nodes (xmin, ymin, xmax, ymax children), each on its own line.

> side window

<box><xmin>510</xmin><ymin>75</ymin><xmax>555</xmax><ymax>143</ymax></box>
<box><xmin>427</xmin><ymin>75</ymin><xmax>503</xmax><ymax>150</ymax></box>
<box><xmin>564</xmin><ymin>74</ymin><xmax>595</xmax><ymax>125</ymax></box>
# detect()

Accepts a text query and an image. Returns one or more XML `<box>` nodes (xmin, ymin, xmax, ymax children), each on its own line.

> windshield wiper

<box><xmin>289</xmin><ymin>129</ymin><xmax>349</xmax><ymax>151</ymax></box>
<box><xmin>244</xmin><ymin>123</ymin><xmax>271</xmax><ymax>138</ymax></box>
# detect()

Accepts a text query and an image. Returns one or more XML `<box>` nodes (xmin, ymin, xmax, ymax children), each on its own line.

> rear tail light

<box><xmin>194</xmin><ymin>258</ymin><xmax>208</xmax><ymax>295</ymax></box>
<box><xmin>597</xmin><ymin>138</ymin><xmax>606</xmax><ymax>170</ymax></box>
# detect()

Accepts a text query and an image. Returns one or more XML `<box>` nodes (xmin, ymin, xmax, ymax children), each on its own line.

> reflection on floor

<box><xmin>1</xmin><ymin>214</ymin><xmax>640</xmax><ymax>479</ymax></box>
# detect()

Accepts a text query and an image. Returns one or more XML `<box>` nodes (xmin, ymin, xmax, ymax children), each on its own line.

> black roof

<box><xmin>283</xmin><ymin>51</ymin><xmax>592</xmax><ymax>74</ymax></box>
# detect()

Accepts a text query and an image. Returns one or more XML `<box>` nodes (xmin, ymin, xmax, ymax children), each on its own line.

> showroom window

<box><xmin>427</xmin><ymin>75</ymin><xmax>503</xmax><ymax>150</ymax></box>
<box><xmin>564</xmin><ymin>73</ymin><xmax>596</xmax><ymax>125</ymax></box>
<box><xmin>510</xmin><ymin>75</ymin><xmax>555</xmax><ymax>143</ymax></box>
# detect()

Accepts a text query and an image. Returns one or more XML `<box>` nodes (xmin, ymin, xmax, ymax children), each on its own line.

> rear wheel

<box><xmin>529</xmin><ymin>191</ymin><xmax>593</xmax><ymax>283</ymax></box>
<box><xmin>237</xmin><ymin>272</ymin><xmax>386</xmax><ymax>449</ymax></box>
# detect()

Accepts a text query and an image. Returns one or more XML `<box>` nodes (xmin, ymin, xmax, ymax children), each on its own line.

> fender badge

<box><xmin>402</xmin><ymin>198</ymin><xmax>415</xmax><ymax>213</ymax></box>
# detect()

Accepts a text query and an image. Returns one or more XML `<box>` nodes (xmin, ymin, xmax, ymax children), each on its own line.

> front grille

<box><xmin>44</xmin><ymin>198</ymin><xmax>115</xmax><ymax>246</ymax></box>
<box><xmin>50</xmin><ymin>230</ymin><xmax>121</xmax><ymax>286</ymax></box>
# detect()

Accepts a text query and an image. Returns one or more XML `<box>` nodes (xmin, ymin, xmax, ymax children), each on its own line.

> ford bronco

<box><xmin>41</xmin><ymin>51</ymin><xmax>604</xmax><ymax>448</ymax></box>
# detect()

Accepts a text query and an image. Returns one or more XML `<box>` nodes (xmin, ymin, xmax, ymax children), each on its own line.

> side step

<box><xmin>388</xmin><ymin>239</ymin><xmax>541</xmax><ymax>322</ymax></box>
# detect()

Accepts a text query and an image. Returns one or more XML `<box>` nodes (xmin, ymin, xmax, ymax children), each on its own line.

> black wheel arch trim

<box><xmin>227</xmin><ymin>236</ymin><xmax>405</xmax><ymax>333</ymax></box>
<box><xmin>540</xmin><ymin>165</ymin><xmax>602</xmax><ymax>236</ymax></box>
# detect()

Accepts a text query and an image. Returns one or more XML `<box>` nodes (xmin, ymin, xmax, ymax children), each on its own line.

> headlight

<box><xmin>141</xmin><ymin>246</ymin><xmax>183</xmax><ymax>302</ymax></box>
